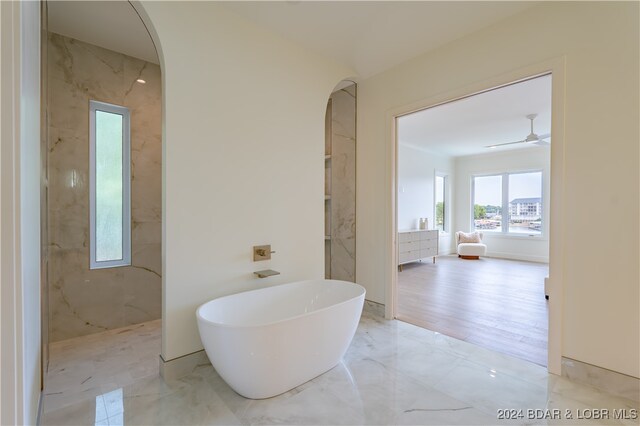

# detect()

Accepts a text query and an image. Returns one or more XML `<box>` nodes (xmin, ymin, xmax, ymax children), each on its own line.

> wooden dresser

<box><xmin>398</xmin><ymin>229</ymin><xmax>438</xmax><ymax>270</ymax></box>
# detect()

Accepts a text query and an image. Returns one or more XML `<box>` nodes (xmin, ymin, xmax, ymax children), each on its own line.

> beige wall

<box><xmin>48</xmin><ymin>33</ymin><xmax>162</xmax><ymax>341</ymax></box>
<box><xmin>397</xmin><ymin>145</ymin><xmax>455</xmax><ymax>254</ymax></box>
<box><xmin>357</xmin><ymin>2</ymin><xmax>639</xmax><ymax>377</ymax></box>
<box><xmin>137</xmin><ymin>2</ymin><xmax>353</xmax><ymax>361</ymax></box>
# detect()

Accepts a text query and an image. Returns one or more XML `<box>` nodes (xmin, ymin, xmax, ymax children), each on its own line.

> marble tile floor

<box><xmin>41</xmin><ymin>313</ymin><xmax>638</xmax><ymax>426</ymax></box>
<box><xmin>43</xmin><ymin>320</ymin><xmax>162</xmax><ymax>418</ymax></box>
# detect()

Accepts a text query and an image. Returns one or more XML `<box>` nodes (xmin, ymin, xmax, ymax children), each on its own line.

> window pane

<box><xmin>95</xmin><ymin>110</ymin><xmax>124</xmax><ymax>261</ymax></box>
<box><xmin>435</xmin><ymin>176</ymin><xmax>445</xmax><ymax>231</ymax></box>
<box><xmin>508</xmin><ymin>172</ymin><xmax>542</xmax><ymax>235</ymax></box>
<box><xmin>473</xmin><ymin>175</ymin><xmax>502</xmax><ymax>232</ymax></box>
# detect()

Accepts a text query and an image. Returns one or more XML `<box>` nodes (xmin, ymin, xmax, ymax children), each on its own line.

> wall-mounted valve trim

<box><xmin>253</xmin><ymin>245</ymin><xmax>275</xmax><ymax>261</ymax></box>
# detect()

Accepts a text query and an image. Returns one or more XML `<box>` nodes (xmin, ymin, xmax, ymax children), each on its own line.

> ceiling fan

<box><xmin>486</xmin><ymin>114</ymin><xmax>550</xmax><ymax>149</ymax></box>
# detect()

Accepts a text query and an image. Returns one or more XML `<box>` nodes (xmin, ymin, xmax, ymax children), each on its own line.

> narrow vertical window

<box><xmin>90</xmin><ymin>101</ymin><xmax>131</xmax><ymax>269</ymax></box>
<box><xmin>435</xmin><ymin>174</ymin><xmax>447</xmax><ymax>232</ymax></box>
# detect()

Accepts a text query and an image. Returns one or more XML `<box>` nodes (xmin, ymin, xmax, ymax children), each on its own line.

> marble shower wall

<box><xmin>326</xmin><ymin>84</ymin><xmax>356</xmax><ymax>281</ymax></box>
<box><xmin>47</xmin><ymin>33</ymin><xmax>161</xmax><ymax>342</ymax></box>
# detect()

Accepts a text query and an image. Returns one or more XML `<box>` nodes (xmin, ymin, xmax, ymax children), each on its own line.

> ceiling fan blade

<box><xmin>485</xmin><ymin>139</ymin><xmax>526</xmax><ymax>148</ymax></box>
<box><xmin>486</xmin><ymin>117</ymin><xmax>550</xmax><ymax>149</ymax></box>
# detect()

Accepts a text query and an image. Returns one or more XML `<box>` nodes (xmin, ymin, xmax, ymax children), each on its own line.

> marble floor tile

<box><xmin>43</xmin><ymin>320</ymin><xmax>161</xmax><ymax>414</ymax></box>
<box><xmin>431</xmin><ymin>358</ymin><xmax>549</xmax><ymax>416</ymax></box>
<box><xmin>41</xmin><ymin>313</ymin><xmax>637</xmax><ymax>426</ymax></box>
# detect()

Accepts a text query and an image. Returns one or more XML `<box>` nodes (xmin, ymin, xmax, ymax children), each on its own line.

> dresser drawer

<box><xmin>399</xmin><ymin>241</ymin><xmax>420</xmax><ymax>253</ymax></box>
<box><xmin>399</xmin><ymin>251</ymin><xmax>418</xmax><ymax>264</ymax></box>
<box><xmin>398</xmin><ymin>232</ymin><xmax>412</xmax><ymax>243</ymax></box>
<box><xmin>420</xmin><ymin>247</ymin><xmax>437</xmax><ymax>258</ymax></box>
<box><xmin>420</xmin><ymin>230</ymin><xmax>438</xmax><ymax>241</ymax></box>
<box><xmin>420</xmin><ymin>239</ymin><xmax>437</xmax><ymax>250</ymax></box>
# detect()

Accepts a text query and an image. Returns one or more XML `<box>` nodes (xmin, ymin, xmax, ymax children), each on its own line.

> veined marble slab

<box><xmin>328</xmin><ymin>84</ymin><xmax>356</xmax><ymax>282</ymax></box>
<box><xmin>47</xmin><ymin>32</ymin><xmax>162</xmax><ymax>341</ymax></box>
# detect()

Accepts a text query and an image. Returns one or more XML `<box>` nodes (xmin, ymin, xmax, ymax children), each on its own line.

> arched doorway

<box><xmin>41</xmin><ymin>1</ymin><xmax>163</xmax><ymax>421</ymax></box>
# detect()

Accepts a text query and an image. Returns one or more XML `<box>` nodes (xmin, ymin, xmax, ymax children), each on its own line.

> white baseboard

<box><xmin>562</xmin><ymin>357</ymin><xmax>639</xmax><ymax>402</ymax></box>
<box><xmin>363</xmin><ymin>299</ymin><xmax>385</xmax><ymax>318</ymax></box>
<box><xmin>485</xmin><ymin>251</ymin><xmax>548</xmax><ymax>263</ymax></box>
<box><xmin>159</xmin><ymin>351</ymin><xmax>211</xmax><ymax>381</ymax></box>
<box><xmin>437</xmin><ymin>251</ymin><xmax>547</xmax><ymax>263</ymax></box>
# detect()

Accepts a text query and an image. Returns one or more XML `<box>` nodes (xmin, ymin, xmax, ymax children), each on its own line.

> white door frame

<box><xmin>1</xmin><ymin>1</ymin><xmax>43</xmax><ymax>423</ymax></box>
<box><xmin>385</xmin><ymin>57</ymin><xmax>566</xmax><ymax>374</ymax></box>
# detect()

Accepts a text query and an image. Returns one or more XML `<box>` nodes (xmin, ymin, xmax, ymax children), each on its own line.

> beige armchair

<box><xmin>455</xmin><ymin>231</ymin><xmax>487</xmax><ymax>260</ymax></box>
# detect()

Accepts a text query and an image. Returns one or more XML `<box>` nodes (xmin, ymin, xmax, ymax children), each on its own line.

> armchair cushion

<box><xmin>457</xmin><ymin>243</ymin><xmax>487</xmax><ymax>257</ymax></box>
<box><xmin>456</xmin><ymin>231</ymin><xmax>482</xmax><ymax>244</ymax></box>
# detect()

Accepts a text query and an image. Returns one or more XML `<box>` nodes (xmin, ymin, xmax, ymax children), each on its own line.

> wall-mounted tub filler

<box><xmin>253</xmin><ymin>245</ymin><xmax>275</xmax><ymax>261</ymax></box>
<box><xmin>253</xmin><ymin>269</ymin><xmax>280</xmax><ymax>278</ymax></box>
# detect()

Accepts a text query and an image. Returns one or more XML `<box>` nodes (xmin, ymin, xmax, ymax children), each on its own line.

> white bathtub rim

<box><xmin>196</xmin><ymin>279</ymin><xmax>365</xmax><ymax>330</ymax></box>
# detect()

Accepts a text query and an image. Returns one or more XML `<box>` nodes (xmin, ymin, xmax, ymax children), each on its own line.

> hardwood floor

<box><xmin>397</xmin><ymin>255</ymin><xmax>549</xmax><ymax>366</ymax></box>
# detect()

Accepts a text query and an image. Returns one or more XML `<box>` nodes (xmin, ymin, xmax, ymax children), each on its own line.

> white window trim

<box><xmin>434</xmin><ymin>171</ymin><xmax>449</xmax><ymax>234</ymax></box>
<box><xmin>470</xmin><ymin>169</ymin><xmax>545</xmax><ymax>239</ymax></box>
<box><xmin>89</xmin><ymin>100</ymin><xmax>131</xmax><ymax>269</ymax></box>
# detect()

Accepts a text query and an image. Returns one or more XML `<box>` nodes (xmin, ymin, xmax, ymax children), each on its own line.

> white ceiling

<box><xmin>46</xmin><ymin>1</ymin><xmax>547</xmax><ymax>153</ymax></box>
<box><xmin>397</xmin><ymin>74</ymin><xmax>552</xmax><ymax>158</ymax></box>
<box><xmin>46</xmin><ymin>1</ymin><xmax>535</xmax><ymax>77</ymax></box>
<box><xmin>47</xmin><ymin>1</ymin><xmax>159</xmax><ymax>64</ymax></box>
<box><xmin>221</xmin><ymin>1</ymin><xmax>535</xmax><ymax>78</ymax></box>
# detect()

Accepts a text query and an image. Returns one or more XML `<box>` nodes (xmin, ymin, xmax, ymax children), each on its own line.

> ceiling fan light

<box><xmin>525</xmin><ymin>134</ymin><xmax>540</xmax><ymax>143</ymax></box>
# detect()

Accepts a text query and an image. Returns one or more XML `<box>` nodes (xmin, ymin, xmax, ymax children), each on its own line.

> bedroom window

<box><xmin>472</xmin><ymin>174</ymin><xmax>503</xmax><ymax>232</ymax></box>
<box><xmin>89</xmin><ymin>100</ymin><xmax>131</xmax><ymax>269</ymax></box>
<box><xmin>472</xmin><ymin>171</ymin><xmax>543</xmax><ymax>236</ymax></box>
<box><xmin>508</xmin><ymin>171</ymin><xmax>542</xmax><ymax>235</ymax></box>
<box><xmin>435</xmin><ymin>174</ymin><xmax>447</xmax><ymax>232</ymax></box>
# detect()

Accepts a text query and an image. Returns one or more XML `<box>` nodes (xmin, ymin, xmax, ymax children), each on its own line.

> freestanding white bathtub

<box><xmin>196</xmin><ymin>279</ymin><xmax>365</xmax><ymax>399</ymax></box>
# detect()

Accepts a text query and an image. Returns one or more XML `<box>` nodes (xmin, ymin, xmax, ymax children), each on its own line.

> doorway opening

<box><xmin>394</xmin><ymin>74</ymin><xmax>552</xmax><ymax>367</ymax></box>
<box><xmin>40</xmin><ymin>1</ymin><xmax>163</xmax><ymax>421</ymax></box>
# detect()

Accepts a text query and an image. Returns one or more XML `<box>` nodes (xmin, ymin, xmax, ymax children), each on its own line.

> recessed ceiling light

<box><xmin>136</xmin><ymin>79</ymin><xmax>146</xmax><ymax>84</ymax></box>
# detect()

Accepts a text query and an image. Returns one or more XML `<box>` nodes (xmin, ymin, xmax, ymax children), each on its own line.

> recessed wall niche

<box><xmin>325</xmin><ymin>83</ymin><xmax>356</xmax><ymax>281</ymax></box>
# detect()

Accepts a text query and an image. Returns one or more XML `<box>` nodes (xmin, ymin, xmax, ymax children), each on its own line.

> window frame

<box><xmin>471</xmin><ymin>169</ymin><xmax>544</xmax><ymax>238</ymax></box>
<box><xmin>89</xmin><ymin>100</ymin><xmax>131</xmax><ymax>269</ymax></box>
<box><xmin>434</xmin><ymin>172</ymin><xmax>448</xmax><ymax>233</ymax></box>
